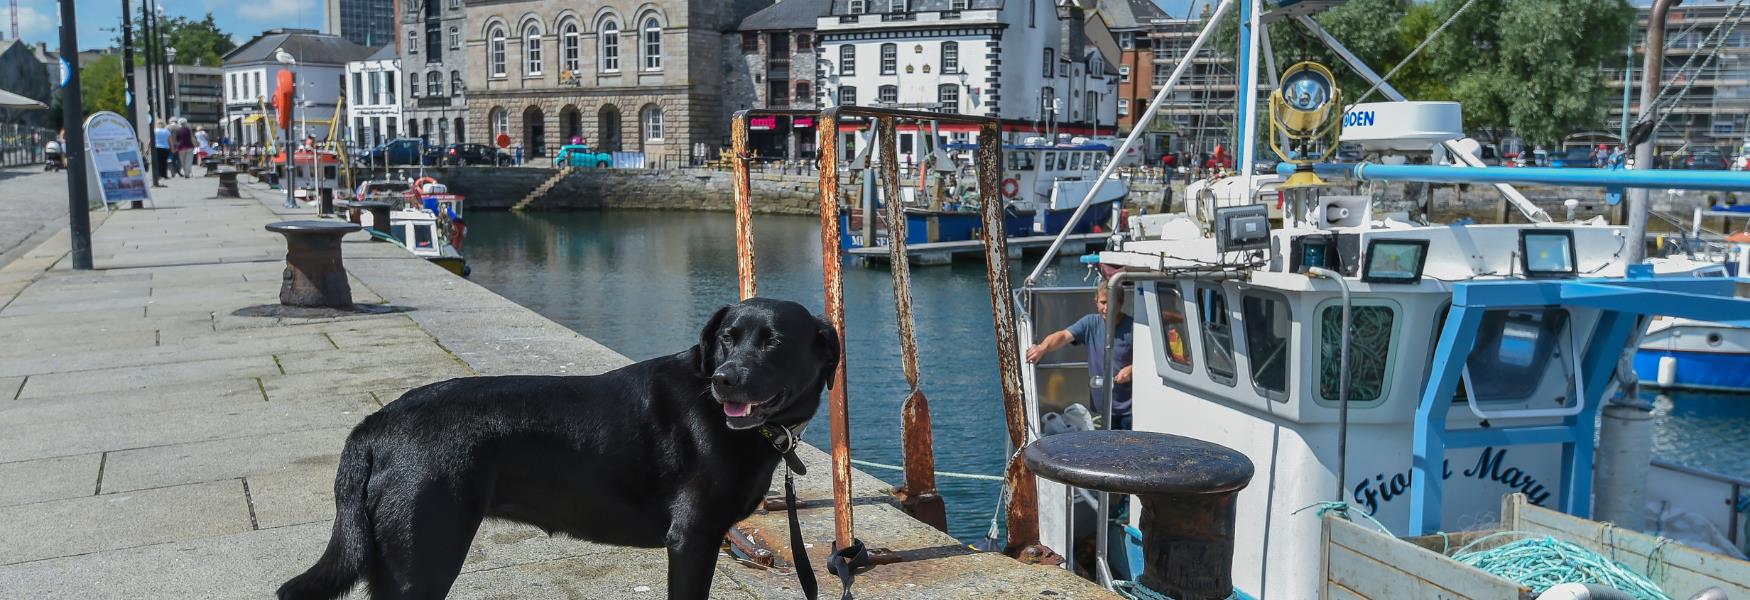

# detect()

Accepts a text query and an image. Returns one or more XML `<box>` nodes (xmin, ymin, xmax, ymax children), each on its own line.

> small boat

<box><xmin>1637</xmin><ymin>237</ymin><xmax>1750</xmax><ymax>392</ymax></box>
<box><xmin>359</xmin><ymin>177</ymin><xmax>470</xmax><ymax>277</ymax></box>
<box><xmin>271</xmin><ymin>149</ymin><xmax>344</xmax><ymax>204</ymax></box>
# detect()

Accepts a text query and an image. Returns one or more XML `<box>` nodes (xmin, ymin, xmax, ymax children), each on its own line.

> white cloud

<box><xmin>236</xmin><ymin>0</ymin><xmax>322</xmax><ymax>23</ymax></box>
<box><xmin>13</xmin><ymin>2</ymin><xmax>55</xmax><ymax>43</ymax></box>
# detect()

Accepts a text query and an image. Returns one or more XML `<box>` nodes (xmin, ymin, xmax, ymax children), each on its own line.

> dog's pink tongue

<box><xmin>724</xmin><ymin>402</ymin><xmax>752</xmax><ymax>418</ymax></box>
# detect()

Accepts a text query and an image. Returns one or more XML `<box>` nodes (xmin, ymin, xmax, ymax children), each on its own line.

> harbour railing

<box><xmin>729</xmin><ymin>107</ymin><xmax>1059</xmax><ymax>568</ymax></box>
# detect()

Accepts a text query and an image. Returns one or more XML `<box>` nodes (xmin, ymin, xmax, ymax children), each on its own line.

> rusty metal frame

<box><xmin>729</xmin><ymin>106</ymin><xmax>1048</xmax><ymax>561</ymax></box>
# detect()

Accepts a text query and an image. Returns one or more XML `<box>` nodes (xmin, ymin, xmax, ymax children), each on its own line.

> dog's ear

<box><xmin>814</xmin><ymin>314</ymin><xmax>841</xmax><ymax>391</ymax></box>
<box><xmin>693</xmin><ymin>304</ymin><xmax>732</xmax><ymax>377</ymax></box>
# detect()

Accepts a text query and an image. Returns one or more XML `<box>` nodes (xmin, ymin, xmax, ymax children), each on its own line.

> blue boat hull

<box><xmin>1634</xmin><ymin>349</ymin><xmax>1750</xmax><ymax>393</ymax></box>
<box><xmin>1038</xmin><ymin>200</ymin><xmax>1117</xmax><ymax>236</ymax></box>
<box><xmin>838</xmin><ymin>208</ymin><xmax>1035</xmax><ymax>250</ymax></box>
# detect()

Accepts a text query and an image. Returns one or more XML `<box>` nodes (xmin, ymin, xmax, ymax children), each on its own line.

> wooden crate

<box><xmin>1322</xmin><ymin>494</ymin><xmax>1750</xmax><ymax>599</ymax></box>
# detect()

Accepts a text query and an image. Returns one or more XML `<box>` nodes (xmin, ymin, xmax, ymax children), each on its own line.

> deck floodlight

<box><xmin>1361</xmin><ymin>238</ymin><xmax>1430</xmax><ymax>284</ymax></box>
<box><xmin>1519</xmin><ymin>230</ymin><xmax>1578</xmax><ymax>278</ymax></box>
<box><xmin>1270</xmin><ymin>62</ymin><xmax>1343</xmax><ymax>189</ymax></box>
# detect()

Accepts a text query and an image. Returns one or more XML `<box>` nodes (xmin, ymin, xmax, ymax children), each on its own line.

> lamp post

<box><xmin>165</xmin><ymin>47</ymin><xmax>178</xmax><ymax>119</ymax></box>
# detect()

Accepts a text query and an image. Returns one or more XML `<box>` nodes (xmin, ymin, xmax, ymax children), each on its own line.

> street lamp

<box><xmin>165</xmin><ymin>47</ymin><xmax>178</xmax><ymax>119</ymax></box>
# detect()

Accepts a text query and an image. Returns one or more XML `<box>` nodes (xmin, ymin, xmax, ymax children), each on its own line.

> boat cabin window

<box><xmin>1056</xmin><ymin>152</ymin><xmax>1070</xmax><ymax>172</ymax></box>
<box><xmin>1093</xmin><ymin>153</ymin><xmax>1108</xmax><ymax>170</ymax></box>
<box><xmin>1150</xmin><ymin>282</ymin><xmax>1194</xmax><ymax>373</ymax></box>
<box><xmin>1041</xmin><ymin>151</ymin><xmax>1056</xmax><ymax>172</ymax></box>
<box><xmin>414</xmin><ymin>223</ymin><xmax>434</xmax><ymax>249</ymax></box>
<box><xmin>1318</xmin><ymin>302</ymin><xmax>1397</xmax><ymax>405</ymax></box>
<box><xmin>1197</xmin><ymin>285</ymin><xmax>1238</xmax><ymax>386</ymax></box>
<box><xmin>1008</xmin><ymin>151</ymin><xmax>1036</xmax><ymax>172</ymax></box>
<box><xmin>1242</xmin><ymin>292</ymin><xmax>1292</xmax><ymax>401</ymax></box>
<box><xmin>1467</xmin><ymin>309</ymin><xmax>1569</xmax><ymax>401</ymax></box>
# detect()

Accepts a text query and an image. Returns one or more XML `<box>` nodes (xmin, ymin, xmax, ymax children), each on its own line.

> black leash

<box><xmin>760</xmin><ymin>424</ymin><xmax>819</xmax><ymax>600</ymax></box>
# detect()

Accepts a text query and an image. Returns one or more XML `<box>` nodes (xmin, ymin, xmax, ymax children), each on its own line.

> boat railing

<box><xmin>1649</xmin><ymin>459</ymin><xmax>1750</xmax><ymax>551</ymax></box>
<box><xmin>729</xmin><ymin>106</ymin><xmax>1059</xmax><ymax>564</ymax></box>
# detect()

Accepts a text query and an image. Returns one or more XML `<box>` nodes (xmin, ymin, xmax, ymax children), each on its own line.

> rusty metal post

<box><xmin>972</xmin><ymin>123</ymin><xmax>1046</xmax><ymax>560</ymax></box>
<box><xmin>876</xmin><ymin>116</ymin><xmax>948</xmax><ymax>532</ymax></box>
<box><xmin>731</xmin><ymin>112</ymin><xmax>758</xmax><ymax>300</ymax></box>
<box><xmin>816</xmin><ymin>111</ymin><xmax>855</xmax><ymax>549</ymax></box>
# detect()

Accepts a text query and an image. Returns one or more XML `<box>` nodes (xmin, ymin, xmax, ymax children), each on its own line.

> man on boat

<box><xmin>1025</xmin><ymin>280</ymin><xmax>1135</xmax><ymax>430</ymax></box>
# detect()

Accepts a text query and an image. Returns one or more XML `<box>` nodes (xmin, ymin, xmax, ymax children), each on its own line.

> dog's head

<box><xmin>691</xmin><ymin>298</ymin><xmax>840</xmax><ymax>431</ymax></box>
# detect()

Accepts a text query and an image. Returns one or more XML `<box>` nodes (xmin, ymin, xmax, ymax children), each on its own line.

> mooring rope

<box><xmin>847</xmin><ymin>458</ymin><xmax>1005</xmax><ymax>482</ymax></box>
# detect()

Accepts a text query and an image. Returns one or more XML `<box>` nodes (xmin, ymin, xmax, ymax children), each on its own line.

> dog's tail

<box><xmin>277</xmin><ymin>429</ymin><xmax>375</xmax><ymax>600</ymax></box>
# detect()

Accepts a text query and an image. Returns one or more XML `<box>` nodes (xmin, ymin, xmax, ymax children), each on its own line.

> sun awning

<box><xmin>0</xmin><ymin>88</ymin><xmax>47</xmax><ymax>109</ymax></box>
<box><xmin>242</xmin><ymin>114</ymin><xmax>267</xmax><ymax>124</ymax></box>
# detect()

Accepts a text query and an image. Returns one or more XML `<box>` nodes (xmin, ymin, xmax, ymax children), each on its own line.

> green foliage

<box><xmin>80</xmin><ymin>55</ymin><xmax>128</xmax><ymax>117</ymax></box>
<box><xmin>124</xmin><ymin>11</ymin><xmax>236</xmax><ymax>67</ymax></box>
<box><xmin>1206</xmin><ymin>0</ymin><xmax>1634</xmax><ymax>146</ymax></box>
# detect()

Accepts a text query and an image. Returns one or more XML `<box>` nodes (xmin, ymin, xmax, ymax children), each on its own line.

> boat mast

<box><xmin>1629</xmin><ymin>0</ymin><xmax>1680</xmax><ymax>266</ymax></box>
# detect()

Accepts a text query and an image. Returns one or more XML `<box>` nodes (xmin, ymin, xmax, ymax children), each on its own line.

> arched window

<box><xmin>450</xmin><ymin>70</ymin><xmax>461</xmax><ymax>96</ymax></box>
<box><xmin>561</xmin><ymin>21</ymin><xmax>580</xmax><ymax>73</ymax></box>
<box><xmin>490</xmin><ymin>107</ymin><xmax>509</xmax><ymax>136</ymax></box>
<box><xmin>600</xmin><ymin>19</ymin><xmax>621</xmax><ymax>72</ymax></box>
<box><xmin>449</xmin><ymin>26</ymin><xmax>459</xmax><ymax>50</ymax></box>
<box><xmin>409</xmin><ymin>72</ymin><xmax>421</xmax><ymax>96</ymax></box>
<box><xmin>525</xmin><ymin>23</ymin><xmax>544</xmax><ymax>75</ymax></box>
<box><xmin>1043</xmin><ymin>48</ymin><xmax>1054</xmax><ymax>78</ymax></box>
<box><xmin>880</xmin><ymin>43</ymin><xmax>897</xmax><ymax>75</ymax></box>
<box><xmin>427</xmin><ymin>71</ymin><xmax>441</xmax><ymax>96</ymax></box>
<box><xmin>642</xmin><ymin>18</ymin><xmax>662</xmax><ymax>71</ymax></box>
<box><xmin>839</xmin><ymin>45</ymin><xmax>856</xmax><ymax>75</ymax></box>
<box><xmin>941</xmin><ymin>41</ymin><xmax>958</xmax><ymax>74</ymax></box>
<box><xmin>489</xmin><ymin>26</ymin><xmax>507</xmax><ymax>77</ymax></box>
<box><xmin>642</xmin><ymin>105</ymin><xmax>663</xmax><ymax>141</ymax></box>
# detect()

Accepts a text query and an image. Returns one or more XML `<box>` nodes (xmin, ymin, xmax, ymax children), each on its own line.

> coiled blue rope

<box><xmin>1450</xmin><ymin>532</ymin><xmax>1671</xmax><ymax>600</ymax></box>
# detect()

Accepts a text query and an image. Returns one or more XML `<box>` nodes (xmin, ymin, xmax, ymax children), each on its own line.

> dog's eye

<box><xmin>719</xmin><ymin>331</ymin><xmax>734</xmax><ymax>344</ymax></box>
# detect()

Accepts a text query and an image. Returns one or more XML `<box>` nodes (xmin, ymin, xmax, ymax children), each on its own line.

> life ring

<box><xmin>1000</xmin><ymin>178</ymin><xmax>1020</xmax><ymax>198</ymax></box>
<box><xmin>413</xmin><ymin>176</ymin><xmax>438</xmax><ymax>194</ymax></box>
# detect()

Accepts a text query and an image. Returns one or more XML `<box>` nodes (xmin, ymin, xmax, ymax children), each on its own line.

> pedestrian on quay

<box><xmin>152</xmin><ymin>119</ymin><xmax>171</xmax><ymax>188</ymax></box>
<box><xmin>174</xmin><ymin>119</ymin><xmax>197</xmax><ymax>178</ymax></box>
<box><xmin>1024</xmin><ymin>280</ymin><xmax>1135</xmax><ymax>430</ymax></box>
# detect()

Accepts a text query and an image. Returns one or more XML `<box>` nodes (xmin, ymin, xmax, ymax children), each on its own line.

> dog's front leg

<box><xmin>663</xmin><ymin>522</ymin><xmax>725</xmax><ymax>600</ymax></box>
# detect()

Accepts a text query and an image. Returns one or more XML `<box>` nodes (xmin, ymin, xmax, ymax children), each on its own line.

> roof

<box><xmin>740</xmin><ymin>0</ymin><xmax>833</xmax><ymax>30</ymax></box>
<box><xmin>365</xmin><ymin>45</ymin><xmax>398</xmax><ymax>62</ymax></box>
<box><xmin>1095</xmin><ymin>0</ymin><xmax>1171</xmax><ymax>29</ymax></box>
<box><xmin>224</xmin><ymin>30</ymin><xmax>373</xmax><ymax>66</ymax></box>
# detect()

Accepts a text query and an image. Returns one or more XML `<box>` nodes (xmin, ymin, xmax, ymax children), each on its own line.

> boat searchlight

<box><xmin>1270</xmin><ymin>61</ymin><xmax>1343</xmax><ymax>189</ymax></box>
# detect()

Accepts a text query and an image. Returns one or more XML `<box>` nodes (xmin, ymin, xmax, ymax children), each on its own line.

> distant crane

<box><xmin>9</xmin><ymin>0</ymin><xmax>18</xmax><ymax>41</ymax></box>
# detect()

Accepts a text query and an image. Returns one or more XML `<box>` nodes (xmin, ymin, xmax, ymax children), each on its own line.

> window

<box><xmin>1084</xmin><ymin>92</ymin><xmax>1097</xmax><ymax>121</ymax></box>
<box><xmin>769</xmin><ymin>80</ymin><xmax>791</xmax><ymax>106</ymax></box>
<box><xmin>742</xmin><ymin>32</ymin><xmax>760</xmax><ymax>53</ymax></box>
<box><xmin>1040</xmin><ymin>86</ymin><xmax>1055</xmax><ymax>116</ymax></box>
<box><xmin>840</xmin><ymin>45</ymin><xmax>856</xmax><ymax>75</ymax></box>
<box><xmin>490</xmin><ymin>27</ymin><xmax>507</xmax><ymax>76</ymax></box>
<box><xmin>230</xmin><ymin>74</ymin><xmax>237</xmax><ymax>101</ymax></box>
<box><xmin>1119</xmin><ymin>65</ymin><xmax>1130</xmax><ymax>82</ymax></box>
<box><xmin>1043</xmin><ymin>48</ymin><xmax>1054</xmax><ymax>77</ymax></box>
<box><xmin>1458</xmin><ymin>309</ymin><xmax>1570</xmax><ymax>402</ymax></box>
<box><xmin>525</xmin><ymin>23</ymin><xmax>544</xmax><ymax>75</ymax></box>
<box><xmin>1118</xmin><ymin>98</ymin><xmax>1129</xmax><ymax>116</ymax></box>
<box><xmin>351</xmin><ymin>73</ymin><xmax>363</xmax><ymax>105</ymax></box>
<box><xmin>796</xmin><ymin>81</ymin><xmax>811</xmax><ymax>102</ymax></box>
<box><xmin>880</xmin><ymin>43</ymin><xmax>896</xmax><ymax>75</ymax></box>
<box><xmin>600</xmin><ymin>19</ymin><xmax>620</xmax><ymax>72</ymax></box>
<box><xmin>449</xmin><ymin>0</ymin><xmax>458</xmax><ymax>8</ymax></box>
<box><xmin>427</xmin><ymin>23</ymin><xmax>443</xmax><ymax>62</ymax></box>
<box><xmin>941</xmin><ymin>41</ymin><xmax>959</xmax><ymax>73</ymax></box>
<box><xmin>1198</xmin><ymin>285</ymin><xmax>1237</xmax><ymax>386</ymax></box>
<box><xmin>1318</xmin><ymin>304</ymin><xmax>1394</xmax><ymax>404</ymax></box>
<box><xmin>937</xmin><ymin>84</ymin><xmax>959</xmax><ymax>113</ymax></box>
<box><xmin>889</xmin><ymin>0</ymin><xmax>908</xmax><ymax>11</ymax></box>
<box><xmin>849</xmin><ymin>0</ymin><xmax>866</xmax><ymax>14</ymax></box>
<box><xmin>642</xmin><ymin>105</ymin><xmax>663</xmax><ymax>140</ymax></box>
<box><xmin>450</xmin><ymin>70</ymin><xmax>461</xmax><ymax>96</ymax></box>
<box><xmin>408</xmin><ymin>30</ymin><xmax>418</xmax><ymax>53</ymax></box>
<box><xmin>950</xmin><ymin>0</ymin><xmax>967</xmax><ymax>9</ymax></box>
<box><xmin>1153</xmin><ymin>64</ymin><xmax>1168</xmax><ymax>87</ymax></box>
<box><xmin>839</xmin><ymin>86</ymin><xmax>857</xmax><ymax>106</ymax></box>
<box><xmin>878</xmin><ymin>85</ymin><xmax>898</xmax><ymax>104</ymax></box>
<box><xmin>384</xmin><ymin>72</ymin><xmax>395</xmax><ymax>103</ymax></box>
<box><xmin>770</xmin><ymin>32</ymin><xmax>790</xmax><ymax>58</ymax></box>
<box><xmin>643</xmin><ymin>18</ymin><xmax>662</xmax><ymax>70</ymax></box>
<box><xmin>1030</xmin><ymin>0</ymin><xmax>1037</xmax><ymax>27</ymax></box>
<box><xmin>450</xmin><ymin>26</ymin><xmax>460</xmax><ymax>50</ymax></box>
<box><xmin>562</xmin><ymin>22</ymin><xmax>580</xmax><ymax>72</ymax></box>
<box><xmin>796</xmin><ymin>34</ymin><xmax>811</xmax><ymax>50</ymax></box>
<box><xmin>491</xmin><ymin>106</ymin><xmax>509</xmax><ymax>135</ymax></box>
<box><xmin>1119</xmin><ymin>32</ymin><xmax>1134</xmax><ymax>49</ymax></box>
<box><xmin>1152</xmin><ymin>283</ymin><xmax>1194</xmax><ymax>372</ymax></box>
<box><xmin>427</xmin><ymin>71</ymin><xmax>441</xmax><ymax>96</ymax></box>
<box><xmin>409</xmin><ymin>71</ymin><xmax>420</xmax><ymax>96</ymax></box>
<box><xmin>1244</xmin><ymin>294</ymin><xmax>1292</xmax><ymax>400</ymax></box>
<box><xmin>254</xmin><ymin>72</ymin><xmax>261</xmax><ymax>99</ymax></box>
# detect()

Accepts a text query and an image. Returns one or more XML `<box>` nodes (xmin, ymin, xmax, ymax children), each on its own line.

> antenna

<box><xmin>9</xmin><ymin>0</ymin><xmax>18</xmax><ymax>40</ymax></box>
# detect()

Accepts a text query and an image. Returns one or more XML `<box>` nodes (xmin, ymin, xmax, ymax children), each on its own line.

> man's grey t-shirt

<box><xmin>1067</xmin><ymin>312</ymin><xmax>1134</xmax><ymax>416</ymax></box>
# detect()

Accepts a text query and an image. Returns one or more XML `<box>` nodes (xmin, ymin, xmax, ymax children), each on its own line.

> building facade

<box><xmin>400</xmin><ymin>0</ymin><xmax>469</xmax><ymax>146</ymax></box>
<box><xmin>728</xmin><ymin>0</ymin><xmax>831</xmax><ymax>158</ymax></box>
<box><xmin>1147</xmin><ymin>10</ymin><xmax>1238</xmax><ymax>159</ymax></box>
<box><xmin>166</xmin><ymin>65</ymin><xmax>226</xmax><ymax>132</ymax></box>
<box><xmin>1604</xmin><ymin>0</ymin><xmax>1750</xmax><ymax>152</ymax></box>
<box><xmin>222</xmin><ymin>29</ymin><xmax>373</xmax><ymax>147</ymax></box>
<box><xmin>348</xmin><ymin>45</ymin><xmax>404</xmax><ymax>148</ymax></box>
<box><xmin>462</xmin><ymin>0</ymin><xmax>772</xmax><ymax>163</ymax></box>
<box><xmin>1097</xmin><ymin>0</ymin><xmax>1175</xmax><ymax>159</ymax></box>
<box><xmin>0</xmin><ymin>41</ymin><xmax>53</xmax><ymax>129</ymax></box>
<box><xmin>326</xmin><ymin>0</ymin><xmax>400</xmax><ymax>48</ymax></box>
<box><xmin>814</xmin><ymin>0</ymin><xmax>1118</xmax><ymax>162</ymax></box>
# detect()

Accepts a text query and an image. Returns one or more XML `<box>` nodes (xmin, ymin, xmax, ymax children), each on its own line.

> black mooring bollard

<box><xmin>354</xmin><ymin>201</ymin><xmax>393</xmax><ymax>238</ymax></box>
<box><xmin>265</xmin><ymin>220</ymin><xmax>362</xmax><ymax>307</ymax></box>
<box><xmin>216</xmin><ymin>168</ymin><xmax>240</xmax><ymax>198</ymax></box>
<box><xmin>1024</xmin><ymin>430</ymin><xmax>1254</xmax><ymax>600</ymax></box>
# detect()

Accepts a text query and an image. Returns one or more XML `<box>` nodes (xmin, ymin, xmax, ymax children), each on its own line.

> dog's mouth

<box><xmin>720</xmin><ymin>391</ymin><xmax>784</xmax><ymax>427</ymax></box>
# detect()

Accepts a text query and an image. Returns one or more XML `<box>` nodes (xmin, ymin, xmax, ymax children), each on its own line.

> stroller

<box><xmin>43</xmin><ymin>140</ymin><xmax>64</xmax><ymax>172</ymax></box>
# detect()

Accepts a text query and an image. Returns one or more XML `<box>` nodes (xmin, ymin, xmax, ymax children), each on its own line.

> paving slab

<box><xmin>0</xmin><ymin>375</ymin><xmax>20</xmax><ymax>400</ymax></box>
<box><xmin>101</xmin><ymin>425</ymin><xmax>360</xmax><ymax>494</ymax></box>
<box><xmin>0</xmin><ymin>479</ymin><xmax>254</xmax><ymax>565</ymax></box>
<box><xmin>0</xmin><ymin>452</ymin><xmax>101</xmax><ymax>507</ymax></box>
<box><xmin>15</xmin><ymin>354</ymin><xmax>279</xmax><ymax>398</ymax></box>
<box><xmin>0</xmin><ymin>377</ymin><xmax>265</xmax><ymax>425</ymax></box>
<box><xmin>0</xmin><ymin>331</ymin><xmax>333</xmax><ymax>378</ymax></box>
<box><xmin>0</xmin><ymin>394</ymin><xmax>373</xmax><ymax>463</ymax></box>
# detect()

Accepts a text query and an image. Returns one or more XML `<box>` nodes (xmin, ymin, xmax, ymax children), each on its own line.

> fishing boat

<box><xmin>358</xmin><ymin>177</ymin><xmax>469</xmax><ymax>277</ymax></box>
<box><xmin>1636</xmin><ymin>236</ymin><xmax>1750</xmax><ymax>393</ymax></box>
<box><xmin>991</xmin><ymin>138</ymin><xmax>1128</xmax><ymax>237</ymax></box>
<box><xmin>1004</xmin><ymin>0</ymin><xmax>1750</xmax><ymax>596</ymax></box>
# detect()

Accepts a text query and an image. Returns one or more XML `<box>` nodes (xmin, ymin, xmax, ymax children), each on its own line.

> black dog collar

<box><xmin>757</xmin><ymin>422</ymin><xmax>807</xmax><ymax>476</ymax></box>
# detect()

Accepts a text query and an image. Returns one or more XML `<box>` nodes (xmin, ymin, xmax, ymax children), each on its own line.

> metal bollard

<box><xmin>264</xmin><ymin>220</ymin><xmax>362</xmax><ymax>307</ymax></box>
<box><xmin>216</xmin><ymin>168</ymin><xmax>240</xmax><ymax>198</ymax></box>
<box><xmin>1023</xmin><ymin>430</ymin><xmax>1254</xmax><ymax>600</ymax></box>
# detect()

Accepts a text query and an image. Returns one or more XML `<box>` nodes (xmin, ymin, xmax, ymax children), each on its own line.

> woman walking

<box><xmin>173</xmin><ymin>119</ymin><xmax>197</xmax><ymax>178</ymax></box>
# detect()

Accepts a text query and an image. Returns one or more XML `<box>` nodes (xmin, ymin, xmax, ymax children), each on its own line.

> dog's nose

<box><xmin>712</xmin><ymin>368</ymin><xmax>742</xmax><ymax>388</ymax></box>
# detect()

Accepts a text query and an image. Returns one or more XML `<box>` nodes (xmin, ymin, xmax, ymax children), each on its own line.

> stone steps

<box><xmin>510</xmin><ymin>167</ymin><xmax>572</xmax><ymax>211</ymax></box>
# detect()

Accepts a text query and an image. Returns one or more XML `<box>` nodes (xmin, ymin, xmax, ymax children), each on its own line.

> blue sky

<box><xmin>15</xmin><ymin>0</ymin><xmax>1210</xmax><ymax>53</ymax></box>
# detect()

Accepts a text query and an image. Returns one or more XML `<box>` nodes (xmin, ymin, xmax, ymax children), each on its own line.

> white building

<box><xmin>222</xmin><ymin>29</ymin><xmax>373</xmax><ymax>148</ymax></box>
<box><xmin>347</xmin><ymin>45</ymin><xmax>403</xmax><ymax>149</ymax></box>
<box><xmin>814</xmin><ymin>0</ymin><xmax>1118</xmax><ymax>161</ymax></box>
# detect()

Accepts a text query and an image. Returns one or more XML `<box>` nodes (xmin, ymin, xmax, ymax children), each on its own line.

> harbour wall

<box><xmin>411</xmin><ymin>166</ymin><xmax>1740</xmax><ymax>223</ymax></box>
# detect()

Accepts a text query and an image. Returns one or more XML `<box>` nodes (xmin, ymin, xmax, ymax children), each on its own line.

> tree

<box><xmin>126</xmin><ymin>11</ymin><xmax>236</xmax><ymax>67</ymax></box>
<box><xmin>80</xmin><ymin>55</ymin><xmax>128</xmax><ymax>117</ymax></box>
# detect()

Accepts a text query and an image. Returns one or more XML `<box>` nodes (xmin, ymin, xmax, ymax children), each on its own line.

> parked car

<box><xmin>428</xmin><ymin>143</ymin><xmax>512</xmax><ymax>166</ymax></box>
<box><xmin>553</xmin><ymin>144</ymin><xmax>614</xmax><ymax>169</ymax></box>
<box><xmin>1681</xmin><ymin>148</ymin><xmax>1729</xmax><ymax>170</ymax></box>
<box><xmin>357</xmin><ymin>138</ymin><xmax>429</xmax><ymax>166</ymax></box>
<box><xmin>1548</xmin><ymin>146</ymin><xmax>1596</xmax><ymax>168</ymax></box>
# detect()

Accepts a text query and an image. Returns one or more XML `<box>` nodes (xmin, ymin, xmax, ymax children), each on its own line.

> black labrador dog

<box><xmin>278</xmin><ymin>298</ymin><xmax>838</xmax><ymax>599</ymax></box>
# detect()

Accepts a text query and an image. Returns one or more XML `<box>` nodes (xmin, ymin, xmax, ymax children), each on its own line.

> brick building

<box><xmin>727</xmin><ymin>0</ymin><xmax>832</xmax><ymax>158</ymax></box>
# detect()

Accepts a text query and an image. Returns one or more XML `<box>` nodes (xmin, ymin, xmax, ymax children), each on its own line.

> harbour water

<box><xmin>466</xmin><ymin>209</ymin><xmax>1750</xmax><ymax>543</ymax></box>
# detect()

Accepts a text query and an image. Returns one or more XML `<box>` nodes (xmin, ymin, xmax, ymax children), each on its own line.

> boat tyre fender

<box><xmin>1001</xmin><ymin>178</ymin><xmax>1019</xmax><ymax>199</ymax></box>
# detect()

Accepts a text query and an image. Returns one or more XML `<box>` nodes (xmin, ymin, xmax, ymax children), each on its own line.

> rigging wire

<box><xmin>1347</xmin><ymin>0</ymin><xmax>1483</xmax><ymax>108</ymax></box>
<box><xmin>1649</xmin><ymin>0</ymin><xmax>1750</xmax><ymax>134</ymax></box>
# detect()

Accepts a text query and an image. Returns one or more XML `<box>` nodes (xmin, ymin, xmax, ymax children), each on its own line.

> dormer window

<box><xmin>889</xmin><ymin>0</ymin><xmax>908</xmax><ymax>11</ymax></box>
<box><xmin>849</xmin><ymin>0</ymin><xmax>866</xmax><ymax>14</ymax></box>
